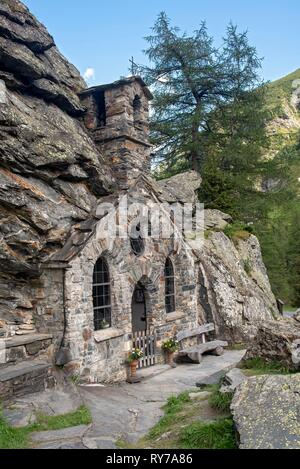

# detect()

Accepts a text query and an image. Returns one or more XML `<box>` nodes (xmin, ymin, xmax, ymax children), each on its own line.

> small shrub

<box><xmin>224</xmin><ymin>222</ymin><xmax>254</xmax><ymax>242</ymax></box>
<box><xmin>243</xmin><ymin>258</ymin><xmax>253</xmax><ymax>275</ymax></box>
<box><xmin>179</xmin><ymin>418</ymin><xmax>237</xmax><ymax>449</ymax></box>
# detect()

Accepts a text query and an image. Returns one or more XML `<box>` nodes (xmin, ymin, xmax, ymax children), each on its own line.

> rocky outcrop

<box><xmin>203</xmin><ymin>209</ymin><xmax>232</xmax><ymax>231</ymax></box>
<box><xmin>231</xmin><ymin>374</ymin><xmax>300</xmax><ymax>449</ymax></box>
<box><xmin>0</xmin><ymin>0</ymin><xmax>114</xmax><ymax>336</ymax></box>
<box><xmin>196</xmin><ymin>228</ymin><xmax>278</xmax><ymax>342</ymax></box>
<box><xmin>219</xmin><ymin>368</ymin><xmax>247</xmax><ymax>394</ymax></box>
<box><xmin>157</xmin><ymin>176</ymin><xmax>278</xmax><ymax>342</ymax></box>
<box><xmin>157</xmin><ymin>170</ymin><xmax>202</xmax><ymax>204</ymax></box>
<box><xmin>244</xmin><ymin>318</ymin><xmax>300</xmax><ymax>370</ymax></box>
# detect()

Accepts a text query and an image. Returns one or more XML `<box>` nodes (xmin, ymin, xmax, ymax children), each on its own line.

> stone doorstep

<box><xmin>0</xmin><ymin>361</ymin><xmax>50</xmax><ymax>382</ymax></box>
<box><xmin>4</xmin><ymin>334</ymin><xmax>53</xmax><ymax>349</ymax></box>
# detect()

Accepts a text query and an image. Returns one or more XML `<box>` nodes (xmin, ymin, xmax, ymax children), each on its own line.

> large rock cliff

<box><xmin>0</xmin><ymin>0</ymin><xmax>114</xmax><ymax>336</ymax></box>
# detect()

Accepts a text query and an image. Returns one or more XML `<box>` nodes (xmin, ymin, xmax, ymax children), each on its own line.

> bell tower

<box><xmin>79</xmin><ymin>76</ymin><xmax>153</xmax><ymax>188</ymax></box>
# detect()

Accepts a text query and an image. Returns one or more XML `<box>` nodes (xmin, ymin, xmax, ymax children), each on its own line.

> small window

<box><xmin>165</xmin><ymin>258</ymin><xmax>175</xmax><ymax>313</ymax></box>
<box><xmin>93</xmin><ymin>257</ymin><xmax>111</xmax><ymax>330</ymax></box>
<box><xmin>95</xmin><ymin>89</ymin><xmax>106</xmax><ymax>127</ymax></box>
<box><xmin>133</xmin><ymin>94</ymin><xmax>142</xmax><ymax>126</ymax></box>
<box><xmin>130</xmin><ymin>222</ymin><xmax>144</xmax><ymax>256</ymax></box>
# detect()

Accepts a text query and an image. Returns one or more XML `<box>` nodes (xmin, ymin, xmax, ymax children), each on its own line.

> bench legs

<box><xmin>211</xmin><ymin>346</ymin><xmax>224</xmax><ymax>357</ymax></box>
<box><xmin>187</xmin><ymin>351</ymin><xmax>203</xmax><ymax>364</ymax></box>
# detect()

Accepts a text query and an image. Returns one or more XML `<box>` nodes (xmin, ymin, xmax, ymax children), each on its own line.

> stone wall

<box><xmin>80</xmin><ymin>78</ymin><xmax>152</xmax><ymax>189</ymax></box>
<box><xmin>61</xmin><ymin>193</ymin><xmax>198</xmax><ymax>383</ymax></box>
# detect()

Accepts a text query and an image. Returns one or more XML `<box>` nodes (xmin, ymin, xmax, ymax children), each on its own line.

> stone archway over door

<box><xmin>131</xmin><ymin>284</ymin><xmax>147</xmax><ymax>333</ymax></box>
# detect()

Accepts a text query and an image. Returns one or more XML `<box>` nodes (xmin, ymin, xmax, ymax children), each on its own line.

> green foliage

<box><xmin>223</xmin><ymin>222</ymin><xmax>253</xmax><ymax>239</ymax></box>
<box><xmin>243</xmin><ymin>258</ymin><xmax>253</xmax><ymax>275</ymax></box>
<box><xmin>139</xmin><ymin>12</ymin><xmax>264</xmax><ymax>172</ymax></box>
<box><xmin>33</xmin><ymin>405</ymin><xmax>92</xmax><ymax>431</ymax></box>
<box><xmin>161</xmin><ymin>338</ymin><xmax>179</xmax><ymax>352</ymax></box>
<box><xmin>140</xmin><ymin>13</ymin><xmax>300</xmax><ymax>306</ymax></box>
<box><xmin>0</xmin><ymin>405</ymin><xmax>92</xmax><ymax>449</ymax></box>
<box><xmin>148</xmin><ymin>392</ymin><xmax>190</xmax><ymax>439</ymax></box>
<box><xmin>209</xmin><ymin>388</ymin><xmax>233</xmax><ymax>413</ymax></box>
<box><xmin>179</xmin><ymin>418</ymin><xmax>237</xmax><ymax>449</ymax></box>
<box><xmin>0</xmin><ymin>413</ymin><xmax>31</xmax><ymax>449</ymax></box>
<box><xmin>241</xmin><ymin>358</ymin><xmax>292</xmax><ymax>375</ymax></box>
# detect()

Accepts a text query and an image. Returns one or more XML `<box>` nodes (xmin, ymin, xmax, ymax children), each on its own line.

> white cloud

<box><xmin>83</xmin><ymin>67</ymin><xmax>96</xmax><ymax>83</ymax></box>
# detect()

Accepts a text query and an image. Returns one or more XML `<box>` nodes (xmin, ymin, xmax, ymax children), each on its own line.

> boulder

<box><xmin>244</xmin><ymin>318</ymin><xmax>300</xmax><ymax>370</ymax></box>
<box><xmin>157</xmin><ymin>170</ymin><xmax>202</xmax><ymax>204</ymax></box>
<box><xmin>204</xmin><ymin>209</ymin><xmax>232</xmax><ymax>231</ymax></box>
<box><xmin>194</xmin><ymin>231</ymin><xmax>278</xmax><ymax>342</ymax></box>
<box><xmin>219</xmin><ymin>368</ymin><xmax>247</xmax><ymax>394</ymax></box>
<box><xmin>231</xmin><ymin>374</ymin><xmax>300</xmax><ymax>449</ymax></box>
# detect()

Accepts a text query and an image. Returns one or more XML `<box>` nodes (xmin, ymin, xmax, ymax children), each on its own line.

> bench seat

<box><xmin>178</xmin><ymin>340</ymin><xmax>228</xmax><ymax>364</ymax></box>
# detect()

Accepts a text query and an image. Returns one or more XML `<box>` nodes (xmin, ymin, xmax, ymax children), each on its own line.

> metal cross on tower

<box><xmin>129</xmin><ymin>56</ymin><xmax>138</xmax><ymax>76</ymax></box>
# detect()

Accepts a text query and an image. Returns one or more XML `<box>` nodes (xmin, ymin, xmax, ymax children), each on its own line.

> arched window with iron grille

<box><xmin>165</xmin><ymin>258</ymin><xmax>175</xmax><ymax>314</ymax></box>
<box><xmin>93</xmin><ymin>257</ymin><xmax>111</xmax><ymax>330</ymax></box>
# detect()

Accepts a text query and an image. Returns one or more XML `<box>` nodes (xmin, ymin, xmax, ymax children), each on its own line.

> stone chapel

<box><xmin>0</xmin><ymin>0</ymin><xmax>278</xmax><ymax>397</ymax></box>
<box><xmin>40</xmin><ymin>77</ymin><xmax>203</xmax><ymax>383</ymax></box>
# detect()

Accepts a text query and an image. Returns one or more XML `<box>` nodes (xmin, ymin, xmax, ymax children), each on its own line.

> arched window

<box><xmin>93</xmin><ymin>257</ymin><xmax>111</xmax><ymax>330</ymax></box>
<box><xmin>165</xmin><ymin>258</ymin><xmax>175</xmax><ymax>314</ymax></box>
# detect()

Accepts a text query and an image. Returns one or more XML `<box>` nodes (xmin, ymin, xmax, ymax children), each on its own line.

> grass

<box><xmin>240</xmin><ymin>357</ymin><xmax>293</xmax><ymax>376</ymax></box>
<box><xmin>226</xmin><ymin>343</ymin><xmax>247</xmax><ymax>351</ymax></box>
<box><xmin>0</xmin><ymin>405</ymin><xmax>92</xmax><ymax>449</ymax></box>
<box><xmin>120</xmin><ymin>389</ymin><xmax>237</xmax><ymax>450</ymax></box>
<box><xmin>0</xmin><ymin>414</ymin><xmax>31</xmax><ymax>449</ymax></box>
<box><xmin>148</xmin><ymin>392</ymin><xmax>191</xmax><ymax>440</ymax></box>
<box><xmin>283</xmin><ymin>305</ymin><xmax>299</xmax><ymax>313</ymax></box>
<box><xmin>179</xmin><ymin>418</ymin><xmax>237</xmax><ymax>449</ymax></box>
<box><xmin>209</xmin><ymin>386</ymin><xmax>233</xmax><ymax>413</ymax></box>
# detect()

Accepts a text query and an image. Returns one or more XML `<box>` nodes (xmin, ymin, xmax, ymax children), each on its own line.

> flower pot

<box><xmin>167</xmin><ymin>351</ymin><xmax>175</xmax><ymax>366</ymax></box>
<box><xmin>100</xmin><ymin>324</ymin><xmax>110</xmax><ymax>330</ymax></box>
<box><xmin>130</xmin><ymin>359</ymin><xmax>139</xmax><ymax>377</ymax></box>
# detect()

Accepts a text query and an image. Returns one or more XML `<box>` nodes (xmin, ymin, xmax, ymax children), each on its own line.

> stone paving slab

<box><xmin>80</xmin><ymin>350</ymin><xmax>245</xmax><ymax>448</ymax></box>
<box><xmin>31</xmin><ymin>424</ymin><xmax>90</xmax><ymax>442</ymax></box>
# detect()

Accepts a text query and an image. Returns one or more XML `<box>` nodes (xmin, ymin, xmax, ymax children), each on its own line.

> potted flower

<box><xmin>99</xmin><ymin>319</ymin><xmax>110</xmax><ymax>330</ymax></box>
<box><xmin>128</xmin><ymin>348</ymin><xmax>144</xmax><ymax>378</ymax></box>
<box><xmin>162</xmin><ymin>338</ymin><xmax>179</xmax><ymax>366</ymax></box>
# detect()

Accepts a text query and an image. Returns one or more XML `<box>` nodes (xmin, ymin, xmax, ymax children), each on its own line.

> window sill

<box><xmin>166</xmin><ymin>311</ymin><xmax>186</xmax><ymax>323</ymax></box>
<box><xmin>94</xmin><ymin>328</ymin><xmax>124</xmax><ymax>343</ymax></box>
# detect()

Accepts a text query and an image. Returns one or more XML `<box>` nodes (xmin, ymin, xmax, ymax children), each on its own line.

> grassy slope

<box><xmin>118</xmin><ymin>390</ymin><xmax>237</xmax><ymax>450</ymax></box>
<box><xmin>0</xmin><ymin>405</ymin><xmax>92</xmax><ymax>449</ymax></box>
<box><xmin>117</xmin><ymin>361</ymin><xmax>298</xmax><ymax>450</ymax></box>
<box><xmin>255</xmin><ymin>69</ymin><xmax>300</xmax><ymax>304</ymax></box>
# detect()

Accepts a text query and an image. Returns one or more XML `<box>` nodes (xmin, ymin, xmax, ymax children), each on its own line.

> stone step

<box><xmin>0</xmin><ymin>360</ymin><xmax>54</xmax><ymax>400</ymax></box>
<box><xmin>5</xmin><ymin>333</ymin><xmax>53</xmax><ymax>349</ymax></box>
<box><xmin>1</xmin><ymin>334</ymin><xmax>53</xmax><ymax>365</ymax></box>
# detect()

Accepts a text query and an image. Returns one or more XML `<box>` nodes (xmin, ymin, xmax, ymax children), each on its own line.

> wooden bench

<box><xmin>176</xmin><ymin>323</ymin><xmax>228</xmax><ymax>364</ymax></box>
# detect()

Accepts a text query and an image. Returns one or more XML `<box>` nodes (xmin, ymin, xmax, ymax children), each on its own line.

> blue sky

<box><xmin>23</xmin><ymin>0</ymin><xmax>299</xmax><ymax>86</ymax></box>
